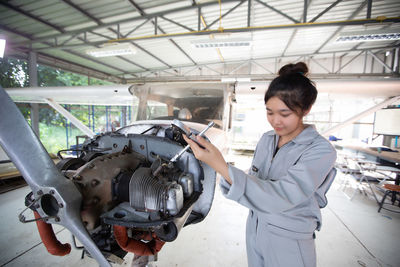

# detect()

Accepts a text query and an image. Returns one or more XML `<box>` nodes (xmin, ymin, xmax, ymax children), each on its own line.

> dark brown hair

<box><xmin>264</xmin><ymin>62</ymin><xmax>317</xmax><ymax>115</ymax></box>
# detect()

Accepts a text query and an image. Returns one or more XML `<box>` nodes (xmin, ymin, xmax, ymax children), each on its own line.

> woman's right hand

<box><xmin>182</xmin><ymin>134</ymin><xmax>232</xmax><ymax>184</ymax></box>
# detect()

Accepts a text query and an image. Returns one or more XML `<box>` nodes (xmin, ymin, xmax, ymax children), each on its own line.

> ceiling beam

<box><xmin>313</xmin><ymin>1</ymin><xmax>367</xmax><ymax>54</ymax></box>
<box><xmin>334</xmin><ymin>51</ymin><xmax>364</xmax><ymax>73</ymax></box>
<box><xmin>366</xmin><ymin>0</ymin><xmax>372</xmax><ymax>19</ymax></box>
<box><xmin>204</xmin><ymin>1</ymin><xmax>246</xmax><ymax>30</ymax></box>
<box><xmin>11</xmin><ymin>0</ymin><xmax>243</xmax><ymax>46</ymax></box>
<box><xmin>0</xmin><ymin>2</ymin><xmax>64</xmax><ymax>32</ymax></box>
<box><xmin>35</xmin><ymin>53</ymin><xmax>124</xmax><ymax>83</ymax></box>
<box><xmin>131</xmin><ymin>42</ymin><xmax>172</xmax><ymax>68</ymax></box>
<box><xmin>310</xmin><ymin>0</ymin><xmax>343</xmax><ymax>22</ymax></box>
<box><xmin>125</xmin><ymin>72</ymin><xmax>400</xmax><ymax>83</ymax></box>
<box><xmin>159</xmin><ymin>15</ymin><xmax>195</xmax><ymax>32</ymax></box>
<box><xmin>0</xmin><ymin>2</ymin><xmax>138</xmax><ymax>75</ymax></box>
<box><xmin>153</xmin><ymin>22</ymin><xmax>197</xmax><ymax>65</ymax></box>
<box><xmin>122</xmin><ymin>18</ymin><xmax>151</xmax><ymax>38</ymax></box>
<box><xmin>128</xmin><ymin>0</ymin><xmax>197</xmax><ymax>66</ymax></box>
<box><xmin>255</xmin><ymin>0</ymin><xmax>300</xmax><ymax>24</ymax></box>
<box><xmin>124</xmin><ymin>45</ymin><xmax>400</xmax><ymax>78</ymax></box>
<box><xmin>127</xmin><ymin>0</ymin><xmax>145</xmax><ymax>16</ymax></box>
<box><xmin>368</xmin><ymin>50</ymin><xmax>394</xmax><ymax>73</ymax></box>
<box><xmin>16</xmin><ymin>16</ymin><xmax>400</xmax><ymax>52</ymax></box>
<box><xmin>0</xmin><ymin>22</ymin><xmax>127</xmax><ymax>81</ymax></box>
<box><xmin>281</xmin><ymin>0</ymin><xmax>313</xmax><ymax>57</ymax></box>
<box><xmin>0</xmin><ymin>24</ymin><xmax>124</xmax><ymax>82</ymax></box>
<box><xmin>59</xmin><ymin>0</ymin><xmax>148</xmax><ymax>71</ymax></box>
<box><xmin>61</xmin><ymin>0</ymin><xmax>102</xmax><ymax>25</ymax></box>
<box><xmin>303</xmin><ymin>0</ymin><xmax>307</xmax><ymax>23</ymax></box>
<box><xmin>309</xmin><ymin>56</ymin><xmax>331</xmax><ymax>73</ymax></box>
<box><xmin>247</xmin><ymin>0</ymin><xmax>252</xmax><ymax>27</ymax></box>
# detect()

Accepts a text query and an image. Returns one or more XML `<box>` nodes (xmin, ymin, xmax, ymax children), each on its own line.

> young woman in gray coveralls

<box><xmin>184</xmin><ymin>62</ymin><xmax>337</xmax><ymax>267</ymax></box>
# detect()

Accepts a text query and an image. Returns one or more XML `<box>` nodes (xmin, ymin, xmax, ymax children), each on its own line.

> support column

<box><xmin>393</xmin><ymin>48</ymin><xmax>399</xmax><ymax>73</ymax></box>
<box><xmin>121</xmin><ymin>106</ymin><xmax>127</xmax><ymax>127</ymax></box>
<box><xmin>28</xmin><ymin>51</ymin><xmax>39</xmax><ymax>136</ymax></box>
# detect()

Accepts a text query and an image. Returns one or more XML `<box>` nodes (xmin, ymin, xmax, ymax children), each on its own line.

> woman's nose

<box><xmin>272</xmin><ymin>116</ymin><xmax>280</xmax><ymax>125</ymax></box>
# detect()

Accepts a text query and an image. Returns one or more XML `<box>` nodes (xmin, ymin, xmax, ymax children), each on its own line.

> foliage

<box><xmin>39</xmin><ymin>122</ymin><xmax>84</xmax><ymax>154</ymax></box>
<box><xmin>0</xmin><ymin>57</ymin><xmax>29</xmax><ymax>88</ymax></box>
<box><xmin>0</xmin><ymin>57</ymin><xmax>118</xmax><ymax>154</ymax></box>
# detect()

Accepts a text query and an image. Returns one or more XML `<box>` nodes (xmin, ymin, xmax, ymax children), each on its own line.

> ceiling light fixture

<box><xmin>86</xmin><ymin>43</ymin><xmax>137</xmax><ymax>57</ymax></box>
<box><xmin>336</xmin><ymin>29</ymin><xmax>400</xmax><ymax>42</ymax></box>
<box><xmin>0</xmin><ymin>39</ymin><xmax>6</xmax><ymax>58</ymax></box>
<box><xmin>221</xmin><ymin>77</ymin><xmax>251</xmax><ymax>83</ymax></box>
<box><xmin>191</xmin><ymin>38</ymin><xmax>252</xmax><ymax>48</ymax></box>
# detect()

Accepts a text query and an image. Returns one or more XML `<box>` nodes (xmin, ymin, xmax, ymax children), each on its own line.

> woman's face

<box><xmin>266</xmin><ymin>96</ymin><xmax>306</xmax><ymax>140</ymax></box>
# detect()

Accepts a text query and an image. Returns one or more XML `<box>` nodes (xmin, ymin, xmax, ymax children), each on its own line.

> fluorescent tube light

<box><xmin>0</xmin><ymin>39</ymin><xmax>5</xmax><ymax>58</ymax></box>
<box><xmin>221</xmin><ymin>78</ymin><xmax>236</xmax><ymax>83</ymax></box>
<box><xmin>86</xmin><ymin>43</ymin><xmax>137</xmax><ymax>57</ymax></box>
<box><xmin>221</xmin><ymin>77</ymin><xmax>251</xmax><ymax>83</ymax></box>
<box><xmin>236</xmin><ymin>77</ymin><xmax>251</xmax><ymax>82</ymax></box>
<box><xmin>336</xmin><ymin>29</ymin><xmax>400</xmax><ymax>42</ymax></box>
<box><xmin>191</xmin><ymin>38</ymin><xmax>252</xmax><ymax>48</ymax></box>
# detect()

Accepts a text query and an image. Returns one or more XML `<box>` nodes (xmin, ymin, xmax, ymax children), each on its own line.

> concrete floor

<box><xmin>0</xmin><ymin>152</ymin><xmax>399</xmax><ymax>267</ymax></box>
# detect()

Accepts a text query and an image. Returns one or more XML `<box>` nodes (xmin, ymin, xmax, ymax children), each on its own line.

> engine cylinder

<box><xmin>129</xmin><ymin>167</ymin><xmax>184</xmax><ymax>216</ymax></box>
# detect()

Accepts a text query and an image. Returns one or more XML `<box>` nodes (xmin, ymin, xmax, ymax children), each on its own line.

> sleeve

<box><xmin>220</xmin><ymin>140</ymin><xmax>337</xmax><ymax>214</ymax></box>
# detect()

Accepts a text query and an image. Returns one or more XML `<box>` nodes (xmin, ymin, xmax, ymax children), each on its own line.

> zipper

<box><xmin>271</xmin><ymin>135</ymin><xmax>278</xmax><ymax>162</ymax></box>
<box><xmin>271</xmin><ymin>134</ymin><xmax>290</xmax><ymax>163</ymax></box>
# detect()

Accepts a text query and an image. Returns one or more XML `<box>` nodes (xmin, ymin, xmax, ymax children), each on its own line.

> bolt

<box><xmin>92</xmin><ymin>197</ymin><xmax>100</xmax><ymax>205</ymax></box>
<box><xmin>55</xmin><ymin>217</ymin><xmax>60</xmax><ymax>222</ymax></box>
<box><xmin>74</xmin><ymin>175</ymin><xmax>82</xmax><ymax>181</ymax></box>
<box><xmin>113</xmin><ymin>143</ymin><xmax>118</xmax><ymax>148</ymax></box>
<box><xmin>58</xmin><ymin>203</ymin><xmax>64</xmax><ymax>208</ymax></box>
<box><xmin>37</xmin><ymin>190</ymin><xmax>43</xmax><ymax>195</ymax></box>
<box><xmin>49</xmin><ymin>190</ymin><xmax>55</xmax><ymax>195</ymax></box>
<box><xmin>91</xmin><ymin>179</ymin><xmax>100</xmax><ymax>187</ymax></box>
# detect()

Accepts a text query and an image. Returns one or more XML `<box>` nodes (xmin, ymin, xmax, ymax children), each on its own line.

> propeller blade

<box><xmin>0</xmin><ymin>86</ymin><xmax>110</xmax><ymax>267</ymax></box>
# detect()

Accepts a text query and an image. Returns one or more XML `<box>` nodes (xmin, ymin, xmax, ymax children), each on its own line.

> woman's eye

<box><xmin>267</xmin><ymin>113</ymin><xmax>273</xmax><ymax>116</ymax></box>
<box><xmin>281</xmin><ymin>114</ymin><xmax>290</xmax><ymax>117</ymax></box>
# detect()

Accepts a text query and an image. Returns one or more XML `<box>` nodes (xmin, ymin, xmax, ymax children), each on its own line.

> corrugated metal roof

<box><xmin>0</xmin><ymin>0</ymin><xmax>399</xmax><ymax>82</ymax></box>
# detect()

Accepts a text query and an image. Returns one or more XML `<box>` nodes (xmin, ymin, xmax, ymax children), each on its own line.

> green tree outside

<box><xmin>0</xmin><ymin>58</ymin><xmax>125</xmax><ymax>155</ymax></box>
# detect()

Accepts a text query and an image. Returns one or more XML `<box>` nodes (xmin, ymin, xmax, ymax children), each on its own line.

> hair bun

<box><xmin>278</xmin><ymin>62</ymin><xmax>309</xmax><ymax>76</ymax></box>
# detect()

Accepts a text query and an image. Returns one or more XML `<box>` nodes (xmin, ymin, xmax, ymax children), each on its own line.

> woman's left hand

<box><xmin>182</xmin><ymin>134</ymin><xmax>231</xmax><ymax>184</ymax></box>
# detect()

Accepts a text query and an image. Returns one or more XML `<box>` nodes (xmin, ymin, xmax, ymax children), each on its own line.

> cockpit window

<box><xmin>132</xmin><ymin>84</ymin><xmax>226</xmax><ymax>129</ymax></box>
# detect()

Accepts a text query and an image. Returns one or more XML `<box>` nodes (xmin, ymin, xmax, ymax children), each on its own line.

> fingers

<box><xmin>182</xmin><ymin>135</ymin><xmax>201</xmax><ymax>153</ymax></box>
<box><xmin>182</xmin><ymin>134</ymin><xmax>194</xmax><ymax>146</ymax></box>
<box><xmin>196</xmin><ymin>135</ymin><xmax>214</xmax><ymax>151</ymax></box>
<box><xmin>183</xmin><ymin>124</ymin><xmax>191</xmax><ymax>134</ymax></box>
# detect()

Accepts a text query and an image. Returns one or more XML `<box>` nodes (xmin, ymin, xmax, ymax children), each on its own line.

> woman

<box><xmin>183</xmin><ymin>62</ymin><xmax>337</xmax><ymax>267</ymax></box>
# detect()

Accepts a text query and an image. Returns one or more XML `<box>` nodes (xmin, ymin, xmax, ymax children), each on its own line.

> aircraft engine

<box><xmin>0</xmin><ymin>86</ymin><xmax>217</xmax><ymax>266</ymax></box>
<box><xmin>22</xmin><ymin>122</ymin><xmax>215</xmax><ymax>263</ymax></box>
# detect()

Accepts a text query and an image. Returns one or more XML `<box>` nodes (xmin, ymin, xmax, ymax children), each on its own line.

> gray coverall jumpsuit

<box><xmin>220</xmin><ymin>125</ymin><xmax>337</xmax><ymax>267</ymax></box>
